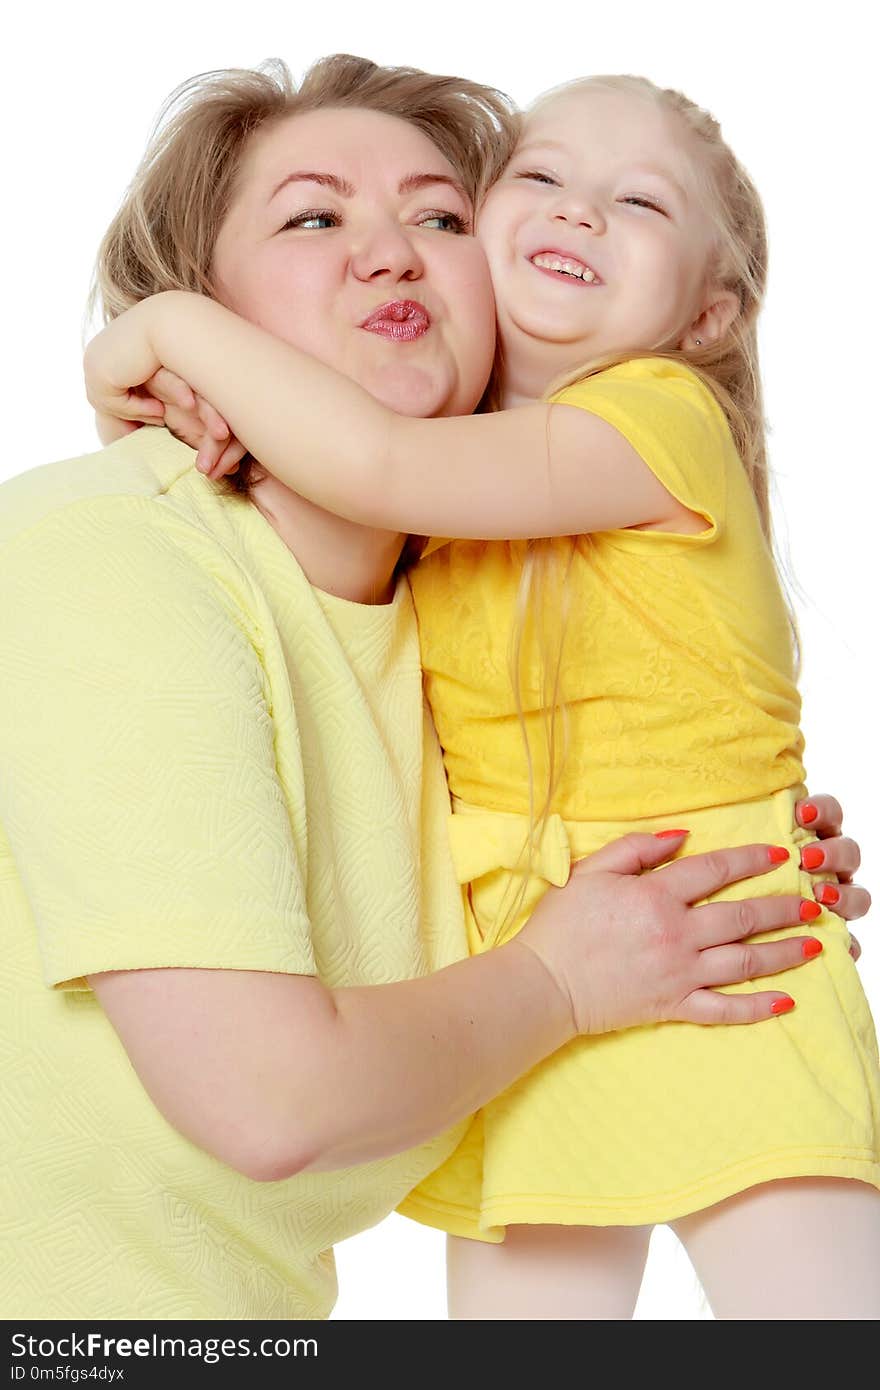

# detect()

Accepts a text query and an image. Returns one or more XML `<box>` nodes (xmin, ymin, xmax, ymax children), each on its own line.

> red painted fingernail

<box><xmin>771</xmin><ymin>996</ymin><xmax>796</xmax><ymax>1015</ymax></box>
<box><xmin>800</xmin><ymin>802</ymin><xmax>818</xmax><ymax>824</ymax></box>
<box><xmin>768</xmin><ymin>846</ymin><xmax>789</xmax><ymax>863</ymax></box>
<box><xmin>802</xmin><ymin>846</ymin><xmax>824</xmax><ymax>870</ymax></box>
<box><xmin>816</xmin><ymin>883</ymin><xmax>840</xmax><ymax>906</ymax></box>
<box><xmin>800</xmin><ymin>899</ymin><xmax>822</xmax><ymax>921</ymax></box>
<box><xmin>802</xmin><ymin>938</ymin><xmax>823</xmax><ymax>958</ymax></box>
<box><xmin>655</xmin><ymin>829</ymin><xmax>689</xmax><ymax>839</ymax></box>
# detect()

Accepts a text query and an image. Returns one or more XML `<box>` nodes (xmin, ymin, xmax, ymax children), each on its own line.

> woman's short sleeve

<box><xmin>0</xmin><ymin>501</ymin><xmax>316</xmax><ymax>989</ymax></box>
<box><xmin>550</xmin><ymin>359</ymin><xmax>732</xmax><ymax>543</ymax></box>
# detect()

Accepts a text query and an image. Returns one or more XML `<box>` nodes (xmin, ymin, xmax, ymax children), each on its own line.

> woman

<box><xmin>0</xmin><ymin>55</ymin><xmax>865</xmax><ymax>1321</ymax></box>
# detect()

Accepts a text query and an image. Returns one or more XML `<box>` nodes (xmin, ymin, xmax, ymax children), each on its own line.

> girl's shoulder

<box><xmin>550</xmin><ymin>355</ymin><xmax>734</xmax><ymax>462</ymax></box>
<box><xmin>549</xmin><ymin>355</ymin><xmax>721</xmax><ymax>415</ymax></box>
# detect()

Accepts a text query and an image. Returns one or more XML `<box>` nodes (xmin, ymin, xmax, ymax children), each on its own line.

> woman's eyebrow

<box><xmin>270</xmin><ymin>171</ymin><xmax>355</xmax><ymax>202</ymax></box>
<box><xmin>269</xmin><ymin>170</ymin><xmax>467</xmax><ymax>204</ymax></box>
<box><xmin>398</xmin><ymin>172</ymin><xmax>468</xmax><ymax>203</ymax></box>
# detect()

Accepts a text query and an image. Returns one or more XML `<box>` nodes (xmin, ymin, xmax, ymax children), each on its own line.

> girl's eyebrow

<box><xmin>513</xmin><ymin>145</ymin><xmax>690</xmax><ymax>206</ymax></box>
<box><xmin>269</xmin><ymin>170</ymin><xmax>467</xmax><ymax>204</ymax></box>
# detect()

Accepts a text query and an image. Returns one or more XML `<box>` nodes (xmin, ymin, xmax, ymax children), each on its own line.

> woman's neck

<box><xmin>248</xmin><ymin>473</ymin><xmax>405</xmax><ymax>605</ymax></box>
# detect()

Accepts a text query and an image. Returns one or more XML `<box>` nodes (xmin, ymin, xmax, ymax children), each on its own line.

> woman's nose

<box><xmin>350</xmin><ymin>224</ymin><xmax>425</xmax><ymax>283</ymax></box>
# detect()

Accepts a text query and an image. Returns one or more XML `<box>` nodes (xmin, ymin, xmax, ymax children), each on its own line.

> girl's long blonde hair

<box><xmin>87</xmin><ymin>52</ymin><xmax>520</xmax><ymax>492</ymax></box>
<box><xmin>498</xmin><ymin>74</ymin><xmax>798</xmax><ymax>943</ymax></box>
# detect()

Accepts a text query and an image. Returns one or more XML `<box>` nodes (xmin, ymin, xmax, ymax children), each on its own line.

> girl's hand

<box><xmin>141</xmin><ymin>369</ymin><xmax>248</xmax><ymax>478</ymax></box>
<box><xmin>84</xmin><ymin>300</ymin><xmax>168</xmax><ymax>426</ymax></box>
<box><xmin>84</xmin><ymin>295</ymin><xmax>242</xmax><ymax>475</ymax></box>
<box><xmin>517</xmin><ymin>832</ymin><xmax>824</xmax><ymax>1036</ymax></box>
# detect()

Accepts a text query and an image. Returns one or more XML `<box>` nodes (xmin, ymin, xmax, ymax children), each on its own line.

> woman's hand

<box><xmin>516</xmin><ymin>831</ymin><xmax>826</xmax><ymax>1036</ymax></box>
<box><xmin>796</xmin><ymin>794</ymin><xmax>869</xmax><ymax>958</ymax></box>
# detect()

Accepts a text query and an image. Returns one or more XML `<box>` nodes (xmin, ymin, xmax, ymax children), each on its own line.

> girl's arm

<box><xmin>84</xmin><ymin>291</ymin><xmax>695</xmax><ymax>540</ymax></box>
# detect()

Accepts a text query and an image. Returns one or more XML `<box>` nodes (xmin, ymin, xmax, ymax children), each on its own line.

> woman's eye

<box><xmin>620</xmin><ymin>195</ymin><xmax>667</xmax><ymax>216</ymax></box>
<box><xmin>281</xmin><ymin>210</ymin><xmax>339</xmax><ymax>231</ymax></box>
<box><xmin>419</xmin><ymin>210</ymin><xmax>470</xmax><ymax>233</ymax></box>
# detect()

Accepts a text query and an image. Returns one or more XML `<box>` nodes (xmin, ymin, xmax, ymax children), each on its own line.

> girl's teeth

<box><xmin>532</xmin><ymin>253</ymin><xmax>595</xmax><ymax>282</ymax></box>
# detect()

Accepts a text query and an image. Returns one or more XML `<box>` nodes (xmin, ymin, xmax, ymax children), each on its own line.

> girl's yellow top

<box><xmin>411</xmin><ymin>357</ymin><xmax>805</xmax><ymax>823</ymax></box>
<box><xmin>400</xmin><ymin>357</ymin><xmax>880</xmax><ymax>1239</ymax></box>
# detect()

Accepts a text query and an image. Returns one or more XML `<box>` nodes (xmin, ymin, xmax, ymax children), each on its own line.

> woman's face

<box><xmin>212</xmin><ymin>107</ymin><xmax>496</xmax><ymax>419</ymax></box>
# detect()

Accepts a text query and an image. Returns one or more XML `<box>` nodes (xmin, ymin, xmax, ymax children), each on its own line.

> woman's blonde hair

<box><xmin>88</xmin><ymin>52</ymin><xmax>519</xmax><ymax>490</ymax></box>
<box><xmin>498</xmin><ymin>74</ymin><xmax>798</xmax><ymax>943</ymax></box>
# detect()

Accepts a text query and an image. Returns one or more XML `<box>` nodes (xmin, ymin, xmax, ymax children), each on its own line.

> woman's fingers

<box><xmin>814</xmin><ymin>880</ymin><xmax>872</xmax><ymax>921</ymax></box>
<box><xmin>691</xmin><ymin>892</ymin><xmax>808</xmax><ymax>950</ymax></box>
<box><xmin>796</xmin><ymin>793</ymin><xmax>842</xmax><ymax>837</ymax></box>
<box><xmin>568</xmin><ymin>830</ymin><xmax>690</xmax><ymax>880</ymax></box>
<box><xmin>800</xmin><ymin>835</ymin><xmax>860</xmax><ymax>880</ymax></box>
<box><xmin>850</xmin><ymin>933</ymin><xmax>862</xmax><ymax>962</ymax></box>
<box><xmin>695</xmin><ymin>935</ymin><xmax>823</xmax><ymax>989</ymax></box>
<box><xmin>677</xmin><ymin>988</ymin><xmax>797</xmax><ymax>1027</ymax></box>
<box><xmin>657</xmin><ymin>842</ymin><xmax>791</xmax><ymax>906</ymax></box>
<box><xmin>799</xmin><ymin>834</ymin><xmax>870</xmax><ymax>920</ymax></box>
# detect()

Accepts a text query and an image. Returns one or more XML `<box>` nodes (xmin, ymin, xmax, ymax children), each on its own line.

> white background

<box><xmin>5</xmin><ymin>0</ymin><xmax>876</xmax><ymax>1319</ymax></box>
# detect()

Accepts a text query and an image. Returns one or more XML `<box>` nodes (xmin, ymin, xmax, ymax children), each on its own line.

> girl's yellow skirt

<box><xmin>397</xmin><ymin>787</ymin><xmax>880</xmax><ymax>1241</ymax></box>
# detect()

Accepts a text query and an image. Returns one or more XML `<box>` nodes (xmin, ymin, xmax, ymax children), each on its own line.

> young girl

<box><xmin>85</xmin><ymin>74</ymin><xmax>880</xmax><ymax>1318</ymax></box>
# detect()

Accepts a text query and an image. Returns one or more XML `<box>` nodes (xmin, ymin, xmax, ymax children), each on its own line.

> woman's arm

<box><xmin>83</xmin><ymin>292</ymin><xmax>693</xmax><ymax>540</ymax></box>
<box><xmin>90</xmin><ymin>834</ymin><xmax>818</xmax><ymax>1181</ymax></box>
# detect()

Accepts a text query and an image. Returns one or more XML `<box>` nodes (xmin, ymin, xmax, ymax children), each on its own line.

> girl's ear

<box><xmin>680</xmin><ymin>289</ymin><xmax>740</xmax><ymax>351</ymax></box>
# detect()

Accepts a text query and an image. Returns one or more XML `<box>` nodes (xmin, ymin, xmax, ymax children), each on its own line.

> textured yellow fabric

<box><xmin>0</xmin><ymin>428</ymin><xmax>469</xmax><ymax>1317</ymax></box>
<box><xmin>400</xmin><ymin>358</ymin><xmax>880</xmax><ymax>1237</ymax></box>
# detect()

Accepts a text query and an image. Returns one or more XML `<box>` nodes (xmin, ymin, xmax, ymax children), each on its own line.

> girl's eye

<box><xmin>514</xmin><ymin>170</ymin><xmax>559</xmax><ymax>186</ymax></box>
<box><xmin>281</xmin><ymin>210</ymin><xmax>339</xmax><ymax>231</ymax></box>
<box><xmin>620</xmin><ymin>195</ymin><xmax>667</xmax><ymax>216</ymax></box>
<box><xmin>419</xmin><ymin>210</ymin><xmax>470</xmax><ymax>234</ymax></box>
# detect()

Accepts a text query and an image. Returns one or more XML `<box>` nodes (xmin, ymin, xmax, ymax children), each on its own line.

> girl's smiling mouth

<box><xmin>529</xmin><ymin>250</ymin><xmax>600</xmax><ymax>284</ymax></box>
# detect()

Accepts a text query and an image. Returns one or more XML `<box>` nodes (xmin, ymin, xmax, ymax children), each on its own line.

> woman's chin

<box><xmin>363</xmin><ymin>362</ymin><xmax>457</xmax><ymax>419</ymax></box>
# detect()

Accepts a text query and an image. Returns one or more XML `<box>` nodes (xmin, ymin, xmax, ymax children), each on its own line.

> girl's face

<box><xmin>212</xmin><ymin>106</ymin><xmax>496</xmax><ymax>419</ymax></box>
<box><xmin>477</xmin><ymin>88</ymin><xmax>726</xmax><ymax>382</ymax></box>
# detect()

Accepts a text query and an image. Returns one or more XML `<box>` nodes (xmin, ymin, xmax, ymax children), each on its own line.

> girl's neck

<box><xmin>497</xmin><ymin>328</ymin><xmax>589</xmax><ymax>409</ymax></box>
<box><xmin>248</xmin><ymin>473</ymin><xmax>404</xmax><ymax>606</ymax></box>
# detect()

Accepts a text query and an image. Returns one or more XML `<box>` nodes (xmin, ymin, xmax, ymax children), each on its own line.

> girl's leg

<box><xmin>446</xmin><ymin>1223</ymin><xmax>652</xmax><ymax>1320</ymax></box>
<box><xmin>670</xmin><ymin>1178</ymin><xmax>880</xmax><ymax>1320</ymax></box>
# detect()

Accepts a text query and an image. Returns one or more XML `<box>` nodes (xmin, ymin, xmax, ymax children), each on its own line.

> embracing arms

<box><xmin>84</xmin><ymin>291</ymin><xmax>695</xmax><ymax>539</ymax></box>
<box><xmin>90</xmin><ymin>829</ymin><xmax>833</xmax><ymax>1181</ymax></box>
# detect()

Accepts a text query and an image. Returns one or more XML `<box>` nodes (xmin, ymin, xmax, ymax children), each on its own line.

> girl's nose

<box><xmin>351</xmin><ymin>223</ymin><xmax>425</xmax><ymax>283</ymax></box>
<box><xmin>551</xmin><ymin>194</ymin><xmax>605</xmax><ymax>235</ymax></box>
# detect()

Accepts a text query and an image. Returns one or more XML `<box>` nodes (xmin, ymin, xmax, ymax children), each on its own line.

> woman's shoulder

<box><xmin>0</xmin><ymin>428</ymin><xmax>198</xmax><ymax>551</ymax></box>
<box><xmin>0</xmin><ymin>429</ymin><xmax>266</xmax><ymax>645</ymax></box>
